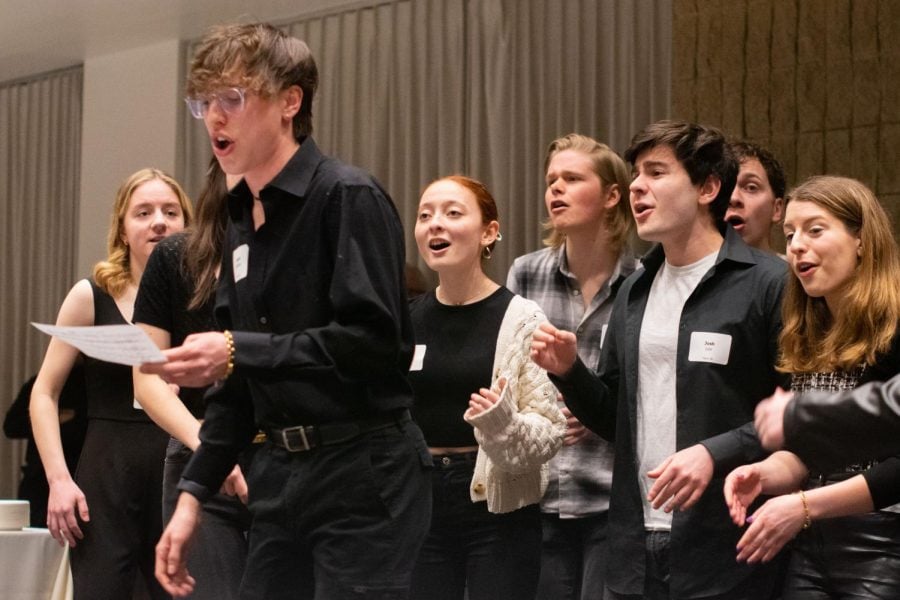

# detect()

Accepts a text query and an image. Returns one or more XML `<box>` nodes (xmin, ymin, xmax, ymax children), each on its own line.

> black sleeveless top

<box><xmin>82</xmin><ymin>279</ymin><xmax>150</xmax><ymax>422</ymax></box>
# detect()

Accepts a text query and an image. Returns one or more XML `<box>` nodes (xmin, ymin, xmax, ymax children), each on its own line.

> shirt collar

<box><xmin>556</xmin><ymin>243</ymin><xmax>640</xmax><ymax>287</ymax></box>
<box><xmin>226</xmin><ymin>136</ymin><xmax>324</xmax><ymax>224</ymax></box>
<box><xmin>641</xmin><ymin>226</ymin><xmax>755</xmax><ymax>273</ymax></box>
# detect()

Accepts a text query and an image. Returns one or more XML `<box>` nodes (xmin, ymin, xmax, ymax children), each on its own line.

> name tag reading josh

<box><xmin>688</xmin><ymin>332</ymin><xmax>732</xmax><ymax>365</ymax></box>
<box><xmin>410</xmin><ymin>344</ymin><xmax>426</xmax><ymax>371</ymax></box>
<box><xmin>232</xmin><ymin>244</ymin><xmax>249</xmax><ymax>282</ymax></box>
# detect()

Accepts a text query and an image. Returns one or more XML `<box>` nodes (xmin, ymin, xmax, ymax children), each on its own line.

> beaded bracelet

<box><xmin>796</xmin><ymin>490</ymin><xmax>811</xmax><ymax>529</ymax></box>
<box><xmin>222</xmin><ymin>330</ymin><xmax>236</xmax><ymax>379</ymax></box>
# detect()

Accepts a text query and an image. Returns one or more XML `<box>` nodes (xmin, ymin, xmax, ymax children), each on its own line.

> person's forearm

<box><xmin>133</xmin><ymin>368</ymin><xmax>201</xmax><ymax>449</ymax></box>
<box><xmin>757</xmin><ymin>451</ymin><xmax>809</xmax><ymax>495</ymax></box>
<box><xmin>805</xmin><ymin>475</ymin><xmax>874</xmax><ymax>520</ymax></box>
<box><xmin>30</xmin><ymin>391</ymin><xmax>72</xmax><ymax>483</ymax></box>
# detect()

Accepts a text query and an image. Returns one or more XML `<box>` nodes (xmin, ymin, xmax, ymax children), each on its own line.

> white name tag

<box><xmin>232</xmin><ymin>244</ymin><xmax>249</xmax><ymax>282</ymax></box>
<box><xmin>410</xmin><ymin>344</ymin><xmax>426</xmax><ymax>371</ymax></box>
<box><xmin>688</xmin><ymin>332</ymin><xmax>732</xmax><ymax>365</ymax></box>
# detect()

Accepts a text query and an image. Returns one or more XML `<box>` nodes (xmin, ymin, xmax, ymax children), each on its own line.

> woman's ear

<box><xmin>482</xmin><ymin>220</ymin><xmax>500</xmax><ymax>245</ymax></box>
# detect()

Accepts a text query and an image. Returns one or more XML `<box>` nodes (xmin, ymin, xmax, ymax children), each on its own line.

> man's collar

<box><xmin>226</xmin><ymin>136</ymin><xmax>323</xmax><ymax>223</ymax></box>
<box><xmin>557</xmin><ymin>242</ymin><xmax>639</xmax><ymax>284</ymax></box>
<box><xmin>642</xmin><ymin>225</ymin><xmax>758</xmax><ymax>271</ymax></box>
<box><xmin>266</xmin><ymin>136</ymin><xmax>322</xmax><ymax>198</ymax></box>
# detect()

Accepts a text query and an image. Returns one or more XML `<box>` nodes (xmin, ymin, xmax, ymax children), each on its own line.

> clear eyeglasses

<box><xmin>184</xmin><ymin>87</ymin><xmax>247</xmax><ymax>119</ymax></box>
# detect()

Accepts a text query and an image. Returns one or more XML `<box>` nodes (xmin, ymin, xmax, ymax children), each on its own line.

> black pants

<box><xmin>163</xmin><ymin>437</ymin><xmax>251</xmax><ymax>600</ymax></box>
<box><xmin>239</xmin><ymin>419</ymin><xmax>432</xmax><ymax>599</ymax></box>
<box><xmin>536</xmin><ymin>511</ymin><xmax>609</xmax><ymax>600</ymax></box>
<box><xmin>71</xmin><ymin>419</ymin><xmax>169</xmax><ymax>600</ymax></box>
<box><xmin>604</xmin><ymin>530</ymin><xmax>781</xmax><ymax>600</ymax></box>
<box><xmin>784</xmin><ymin>510</ymin><xmax>900</xmax><ymax>599</ymax></box>
<box><xmin>409</xmin><ymin>451</ymin><xmax>542</xmax><ymax>600</ymax></box>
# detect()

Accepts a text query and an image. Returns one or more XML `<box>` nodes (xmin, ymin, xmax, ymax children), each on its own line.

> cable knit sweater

<box><xmin>464</xmin><ymin>294</ymin><xmax>566</xmax><ymax>513</ymax></box>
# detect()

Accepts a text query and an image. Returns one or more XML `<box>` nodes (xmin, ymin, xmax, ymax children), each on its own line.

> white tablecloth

<box><xmin>0</xmin><ymin>528</ymin><xmax>72</xmax><ymax>600</ymax></box>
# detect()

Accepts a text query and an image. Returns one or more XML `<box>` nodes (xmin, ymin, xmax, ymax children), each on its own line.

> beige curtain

<box><xmin>0</xmin><ymin>67</ymin><xmax>83</xmax><ymax>497</ymax></box>
<box><xmin>180</xmin><ymin>0</ymin><xmax>672</xmax><ymax>281</ymax></box>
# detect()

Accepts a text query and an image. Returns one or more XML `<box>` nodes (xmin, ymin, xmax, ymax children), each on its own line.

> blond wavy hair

<box><xmin>779</xmin><ymin>176</ymin><xmax>900</xmax><ymax>373</ymax></box>
<box><xmin>92</xmin><ymin>169</ymin><xmax>193</xmax><ymax>297</ymax></box>
<box><xmin>542</xmin><ymin>134</ymin><xmax>633</xmax><ymax>251</ymax></box>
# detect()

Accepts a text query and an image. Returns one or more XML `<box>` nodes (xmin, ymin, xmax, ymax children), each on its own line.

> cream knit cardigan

<box><xmin>464</xmin><ymin>294</ymin><xmax>566</xmax><ymax>514</ymax></box>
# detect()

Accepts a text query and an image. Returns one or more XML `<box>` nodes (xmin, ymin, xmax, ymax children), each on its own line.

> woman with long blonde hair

<box><xmin>31</xmin><ymin>168</ymin><xmax>192</xmax><ymax>599</ymax></box>
<box><xmin>724</xmin><ymin>175</ymin><xmax>900</xmax><ymax>598</ymax></box>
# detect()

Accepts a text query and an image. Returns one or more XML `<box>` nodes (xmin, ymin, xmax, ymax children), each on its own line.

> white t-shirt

<box><xmin>637</xmin><ymin>250</ymin><xmax>718</xmax><ymax>531</ymax></box>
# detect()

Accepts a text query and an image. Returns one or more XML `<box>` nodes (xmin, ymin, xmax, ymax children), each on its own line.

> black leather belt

<box><xmin>265</xmin><ymin>408</ymin><xmax>411</xmax><ymax>452</ymax></box>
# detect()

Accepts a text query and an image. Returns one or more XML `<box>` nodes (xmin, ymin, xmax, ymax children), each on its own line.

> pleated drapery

<box><xmin>0</xmin><ymin>66</ymin><xmax>82</xmax><ymax>497</ymax></box>
<box><xmin>180</xmin><ymin>0</ymin><xmax>672</xmax><ymax>281</ymax></box>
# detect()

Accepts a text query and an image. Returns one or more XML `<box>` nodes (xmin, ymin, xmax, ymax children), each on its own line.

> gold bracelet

<box><xmin>797</xmin><ymin>490</ymin><xmax>811</xmax><ymax>529</ymax></box>
<box><xmin>222</xmin><ymin>330</ymin><xmax>236</xmax><ymax>379</ymax></box>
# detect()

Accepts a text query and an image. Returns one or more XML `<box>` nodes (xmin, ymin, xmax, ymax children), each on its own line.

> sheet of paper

<box><xmin>32</xmin><ymin>323</ymin><xmax>166</xmax><ymax>366</ymax></box>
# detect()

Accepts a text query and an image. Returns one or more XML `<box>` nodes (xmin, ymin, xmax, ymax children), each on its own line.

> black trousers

<box><xmin>71</xmin><ymin>419</ymin><xmax>169</xmax><ymax>600</ymax></box>
<box><xmin>604</xmin><ymin>530</ymin><xmax>782</xmax><ymax>600</ymax></box>
<box><xmin>239</xmin><ymin>419</ymin><xmax>432</xmax><ymax>600</ymax></box>
<box><xmin>536</xmin><ymin>511</ymin><xmax>609</xmax><ymax>600</ymax></box>
<box><xmin>784</xmin><ymin>510</ymin><xmax>900</xmax><ymax>599</ymax></box>
<box><xmin>409</xmin><ymin>451</ymin><xmax>542</xmax><ymax>600</ymax></box>
<box><xmin>163</xmin><ymin>437</ymin><xmax>252</xmax><ymax>600</ymax></box>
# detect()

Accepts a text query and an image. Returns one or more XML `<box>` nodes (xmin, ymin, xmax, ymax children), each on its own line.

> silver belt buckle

<box><xmin>280</xmin><ymin>425</ymin><xmax>311</xmax><ymax>452</ymax></box>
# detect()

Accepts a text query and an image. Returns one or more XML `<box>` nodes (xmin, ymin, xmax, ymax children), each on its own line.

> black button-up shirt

<box><xmin>181</xmin><ymin>137</ymin><xmax>414</xmax><ymax>500</ymax></box>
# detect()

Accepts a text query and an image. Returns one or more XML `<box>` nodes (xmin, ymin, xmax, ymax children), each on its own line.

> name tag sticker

<box><xmin>233</xmin><ymin>244</ymin><xmax>249</xmax><ymax>282</ymax></box>
<box><xmin>688</xmin><ymin>332</ymin><xmax>732</xmax><ymax>365</ymax></box>
<box><xmin>410</xmin><ymin>344</ymin><xmax>426</xmax><ymax>371</ymax></box>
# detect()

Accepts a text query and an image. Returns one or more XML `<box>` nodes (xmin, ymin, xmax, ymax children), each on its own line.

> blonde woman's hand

<box><xmin>46</xmin><ymin>478</ymin><xmax>89</xmax><ymax>547</ymax></box>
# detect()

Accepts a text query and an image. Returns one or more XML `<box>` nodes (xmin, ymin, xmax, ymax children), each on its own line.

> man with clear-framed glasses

<box><xmin>142</xmin><ymin>22</ymin><xmax>431</xmax><ymax>600</ymax></box>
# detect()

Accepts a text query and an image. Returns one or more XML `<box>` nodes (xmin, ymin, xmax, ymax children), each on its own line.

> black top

<box><xmin>134</xmin><ymin>233</ymin><xmax>217</xmax><ymax>418</ymax></box>
<box><xmin>4</xmin><ymin>365</ymin><xmax>87</xmax><ymax>473</ymax></box>
<box><xmin>182</xmin><ymin>137</ymin><xmax>414</xmax><ymax>500</ymax></box>
<box><xmin>553</xmin><ymin>229</ymin><xmax>789</xmax><ymax>598</ymax></box>
<box><xmin>408</xmin><ymin>287</ymin><xmax>513</xmax><ymax>447</ymax></box>
<box><xmin>83</xmin><ymin>279</ymin><xmax>150</xmax><ymax>422</ymax></box>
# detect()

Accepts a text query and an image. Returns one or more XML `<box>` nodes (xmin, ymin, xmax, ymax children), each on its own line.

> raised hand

<box><xmin>530</xmin><ymin>322</ymin><xmax>578</xmax><ymax>377</ymax></box>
